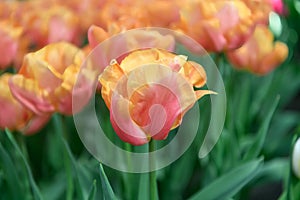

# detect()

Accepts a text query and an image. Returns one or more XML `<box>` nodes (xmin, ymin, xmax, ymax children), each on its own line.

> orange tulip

<box><xmin>20</xmin><ymin>4</ymin><xmax>80</xmax><ymax>47</ymax></box>
<box><xmin>0</xmin><ymin>73</ymin><xmax>50</xmax><ymax>135</ymax></box>
<box><xmin>174</xmin><ymin>0</ymin><xmax>264</xmax><ymax>52</ymax></box>
<box><xmin>0</xmin><ymin>21</ymin><xmax>22</xmax><ymax>69</ymax></box>
<box><xmin>87</xmin><ymin>25</ymin><xmax>175</xmax><ymax>51</ymax></box>
<box><xmin>99</xmin><ymin>48</ymin><xmax>214</xmax><ymax>145</ymax></box>
<box><xmin>242</xmin><ymin>0</ymin><xmax>273</xmax><ymax>24</ymax></box>
<box><xmin>226</xmin><ymin>25</ymin><xmax>288</xmax><ymax>75</ymax></box>
<box><xmin>9</xmin><ymin>42</ymin><xmax>88</xmax><ymax>115</ymax></box>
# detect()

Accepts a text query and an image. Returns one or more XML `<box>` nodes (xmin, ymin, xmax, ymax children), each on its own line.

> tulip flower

<box><xmin>9</xmin><ymin>42</ymin><xmax>88</xmax><ymax>115</ymax></box>
<box><xmin>87</xmin><ymin>25</ymin><xmax>175</xmax><ymax>51</ymax></box>
<box><xmin>226</xmin><ymin>25</ymin><xmax>288</xmax><ymax>75</ymax></box>
<box><xmin>269</xmin><ymin>0</ymin><xmax>285</xmax><ymax>15</ymax></box>
<box><xmin>21</xmin><ymin>4</ymin><xmax>80</xmax><ymax>47</ymax></box>
<box><xmin>99</xmin><ymin>48</ymin><xmax>214</xmax><ymax>145</ymax></box>
<box><xmin>0</xmin><ymin>21</ymin><xmax>22</xmax><ymax>69</ymax></box>
<box><xmin>242</xmin><ymin>0</ymin><xmax>273</xmax><ymax>24</ymax></box>
<box><xmin>293</xmin><ymin>138</ymin><xmax>300</xmax><ymax>178</ymax></box>
<box><xmin>0</xmin><ymin>73</ymin><xmax>50</xmax><ymax>135</ymax></box>
<box><xmin>174</xmin><ymin>0</ymin><xmax>257</xmax><ymax>52</ymax></box>
<box><xmin>99</xmin><ymin>0</ymin><xmax>181</xmax><ymax>32</ymax></box>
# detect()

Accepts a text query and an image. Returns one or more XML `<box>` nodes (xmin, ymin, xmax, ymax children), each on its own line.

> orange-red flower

<box><xmin>174</xmin><ymin>0</ymin><xmax>265</xmax><ymax>52</ymax></box>
<box><xmin>0</xmin><ymin>21</ymin><xmax>22</xmax><ymax>69</ymax></box>
<box><xmin>9</xmin><ymin>42</ymin><xmax>87</xmax><ymax>115</ymax></box>
<box><xmin>226</xmin><ymin>25</ymin><xmax>288</xmax><ymax>75</ymax></box>
<box><xmin>0</xmin><ymin>73</ymin><xmax>49</xmax><ymax>135</ymax></box>
<box><xmin>99</xmin><ymin>48</ymin><xmax>214</xmax><ymax>145</ymax></box>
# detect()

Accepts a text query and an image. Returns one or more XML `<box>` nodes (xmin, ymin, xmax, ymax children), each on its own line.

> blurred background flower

<box><xmin>9</xmin><ymin>42</ymin><xmax>86</xmax><ymax>115</ymax></box>
<box><xmin>226</xmin><ymin>24</ymin><xmax>288</xmax><ymax>74</ymax></box>
<box><xmin>0</xmin><ymin>73</ymin><xmax>49</xmax><ymax>135</ymax></box>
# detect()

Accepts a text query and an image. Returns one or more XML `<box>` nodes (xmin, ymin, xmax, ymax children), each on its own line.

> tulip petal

<box><xmin>99</xmin><ymin>60</ymin><xmax>125</xmax><ymax>108</ymax></box>
<box><xmin>180</xmin><ymin>61</ymin><xmax>207</xmax><ymax>88</ymax></box>
<box><xmin>9</xmin><ymin>75</ymin><xmax>54</xmax><ymax>115</ymax></box>
<box><xmin>0</xmin><ymin>74</ymin><xmax>31</xmax><ymax>130</ymax></box>
<box><xmin>110</xmin><ymin>92</ymin><xmax>149</xmax><ymax>146</ymax></box>
<box><xmin>22</xmin><ymin>114</ymin><xmax>51</xmax><ymax>135</ymax></box>
<box><xmin>125</xmin><ymin>64</ymin><xmax>197</xmax><ymax>139</ymax></box>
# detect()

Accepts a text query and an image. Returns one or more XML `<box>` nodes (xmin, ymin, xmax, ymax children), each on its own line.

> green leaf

<box><xmin>0</xmin><ymin>141</ymin><xmax>23</xmax><ymax>200</ymax></box>
<box><xmin>258</xmin><ymin>158</ymin><xmax>289</xmax><ymax>181</ymax></box>
<box><xmin>243</xmin><ymin>96</ymin><xmax>280</xmax><ymax>160</ymax></box>
<box><xmin>52</xmin><ymin>114</ymin><xmax>89</xmax><ymax>200</ymax></box>
<box><xmin>189</xmin><ymin>159</ymin><xmax>263</xmax><ymax>200</ymax></box>
<box><xmin>99</xmin><ymin>163</ymin><xmax>117</xmax><ymax>200</ymax></box>
<box><xmin>5</xmin><ymin>129</ymin><xmax>43</xmax><ymax>200</ymax></box>
<box><xmin>87</xmin><ymin>180</ymin><xmax>97</xmax><ymax>200</ymax></box>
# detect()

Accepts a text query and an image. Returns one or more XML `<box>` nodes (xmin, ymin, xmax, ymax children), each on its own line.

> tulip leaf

<box><xmin>99</xmin><ymin>163</ymin><xmax>117</xmax><ymax>200</ymax></box>
<box><xmin>257</xmin><ymin>158</ymin><xmax>289</xmax><ymax>181</ymax></box>
<box><xmin>0</xmin><ymin>141</ymin><xmax>23</xmax><ymax>200</ymax></box>
<box><xmin>87</xmin><ymin>180</ymin><xmax>97</xmax><ymax>200</ymax></box>
<box><xmin>53</xmin><ymin>114</ymin><xmax>89</xmax><ymax>200</ymax></box>
<box><xmin>5</xmin><ymin>129</ymin><xmax>43</xmax><ymax>200</ymax></box>
<box><xmin>243</xmin><ymin>96</ymin><xmax>280</xmax><ymax>160</ymax></box>
<box><xmin>189</xmin><ymin>159</ymin><xmax>263</xmax><ymax>200</ymax></box>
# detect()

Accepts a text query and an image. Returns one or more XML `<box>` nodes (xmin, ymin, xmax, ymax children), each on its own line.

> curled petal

<box><xmin>88</xmin><ymin>25</ymin><xmax>110</xmax><ymax>48</ymax></box>
<box><xmin>99</xmin><ymin>60</ymin><xmax>125</xmax><ymax>108</ymax></box>
<box><xmin>9</xmin><ymin>75</ymin><xmax>54</xmax><ymax>115</ymax></box>
<box><xmin>0</xmin><ymin>73</ymin><xmax>49</xmax><ymax>134</ymax></box>
<box><xmin>0</xmin><ymin>74</ymin><xmax>31</xmax><ymax>130</ymax></box>
<box><xmin>111</xmin><ymin>93</ymin><xmax>149</xmax><ymax>145</ymax></box>
<box><xmin>180</xmin><ymin>61</ymin><xmax>207</xmax><ymax>88</ymax></box>
<box><xmin>22</xmin><ymin>114</ymin><xmax>50</xmax><ymax>135</ymax></box>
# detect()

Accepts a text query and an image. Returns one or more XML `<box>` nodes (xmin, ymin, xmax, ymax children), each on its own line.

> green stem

<box><xmin>149</xmin><ymin>139</ymin><xmax>157</xmax><ymax>200</ymax></box>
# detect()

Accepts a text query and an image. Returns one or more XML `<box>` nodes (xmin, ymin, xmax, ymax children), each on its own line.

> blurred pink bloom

<box><xmin>270</xmin><ymin>0</ymin><xmax>285</xmax><ymax>15</ymax></box>
<box><xmin>226</xmin><ymin>25</ymin><xmax>288</xmax><ymax>75</ymax></box>
<box><xmin>242</xmin><ymin>0</ymin><xmax>273</xmax><ymax>24</ymax></box>
<box><xmin>20</xmin><ymin>4</ymin><xmax>80</xmax><ymax>47</ymax></box>
<box><xmin>99</xmin><ymin>0</ymin><xmax>180</xmax><ymax>31</ymax></box>
<box><xmin>172</xmin><ymin>0</ymin><xmax>276</xmax><ymax>52</ymax></box>
<box><xmin>9</xmin><ymin>42</ymin><xmax>88</xmax><ymax>115</ymax></box>
<box><xmin>0</xmin><ymin>73</ymin><xmax>50</xmax><ymax>135</ymax></box>
<box><xmin>0</xmin><ymin>21</ymin><xmax>22</xmax><ymax>69</ymax></box>
<box><xmin>87</xmin><ymin>25</ymin><xmax>175</xmax><ymax>50</ymax></box>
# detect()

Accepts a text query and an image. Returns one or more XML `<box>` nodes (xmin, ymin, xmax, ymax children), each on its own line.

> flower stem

<box><xmin>149</xmin><ymin>139</ymin><xmax>157</xmax><ymax>200</ymax></box>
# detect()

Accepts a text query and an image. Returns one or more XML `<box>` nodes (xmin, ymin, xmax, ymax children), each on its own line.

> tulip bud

<box><xmin>293</xmin><ymin>138</ymin><xmax>300</xmax><ymax>178</ymax></box>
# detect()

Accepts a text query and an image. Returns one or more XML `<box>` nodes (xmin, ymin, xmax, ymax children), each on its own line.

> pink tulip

<box><xmin>0</xmin><ymin>73</ymin><xmax>50</xmax><ymax>135</ymax></box>
<box><xmin>99</xmin><ymin>48</ymin><xmax>214</xmax><ymax>145</ymax></box>
<box><xmin>9</xmin><ymin>42</ymin><xmax>89</xmax><ymax>115</ymax></box>
<box><xmin>0</xmin><ymin>21</ymin><xmax>22</xmax><ymax>69</ymax></box>
<box><xmin>226</xmin><ymin>25</ymin><xmax>288</xmax><ymax>75</ymax></box>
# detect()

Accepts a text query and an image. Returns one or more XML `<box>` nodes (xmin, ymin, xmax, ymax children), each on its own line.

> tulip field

<box><xmin>0</xmin><ymin>0</ymin><xmax>300</xmax><ymax>199</ymax></box>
